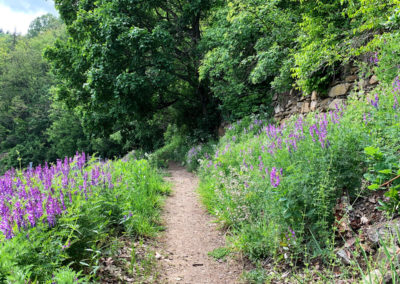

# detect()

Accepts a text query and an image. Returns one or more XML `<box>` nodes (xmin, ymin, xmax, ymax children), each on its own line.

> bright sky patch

<box><xmin>0</xmin><ymin>0</ymin><xmax>57</xmax><ymax>34</ymax></box>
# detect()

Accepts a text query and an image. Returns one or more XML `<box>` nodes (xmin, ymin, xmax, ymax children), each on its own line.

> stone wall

<box><xmin>272</xmin><ymin>72</ymin><xmax>379</xmax><ymax>121</ymax></box>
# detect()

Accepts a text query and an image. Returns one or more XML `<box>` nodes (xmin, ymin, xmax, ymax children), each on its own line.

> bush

<box><xmin>186</xmin><ymin>141</ymin><xmax>216</xmax><ymax>172</ymax></box>
<box><xmin>149</xmin><ymin>125</ymin><xmax>189</xmax><ymax>168</ymax></box>
<box><xmin>149</xmin><ymin>124</ymin><xmax>215</xmax><ymax>170</ymax></box>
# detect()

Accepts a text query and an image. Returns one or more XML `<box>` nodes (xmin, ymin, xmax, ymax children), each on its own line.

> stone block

<box><xmin>311</xmin><ymin>91</ymin><xmax>318</xmax><ymax>101</ymax></box>
<box><xmin>369</xmin><ymin>75</ymin><xmax>379</xmax><ymax>85</ymax></box>
<box><xmin>345</xmin><ymin>75</ymin><xmax>358</xmax><ymax>82</ymax></box>
<box><xmin>274</xmin><ymin>105</ymin><xmax>283</xmax><ymax>114</ymax></box>
<box><xmin>310</xmin><ymin>101</ymin><xmax>318</xmax><ymax>111</ymax></box>
<box><xmin>329</xmin><ymin>83</ymin><xmax>351</xmax><ymax>97</ymax></box>
<box><xmin>301</xmin><ymin>102</ymin><xmax>310</xmax><ymax>113</ymax></box>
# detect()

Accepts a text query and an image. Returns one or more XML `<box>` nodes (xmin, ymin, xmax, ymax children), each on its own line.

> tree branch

<box><xmin>380</xmin><ymin>175</ymin><xmax>400</xmax><ymax>188</ymax></box>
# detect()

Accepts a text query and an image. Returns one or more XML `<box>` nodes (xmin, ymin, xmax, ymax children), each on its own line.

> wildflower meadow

<box><xmin>0</xmin><ymin>153</ymin><xmax>169</xmax><ymax>282</ymax></box>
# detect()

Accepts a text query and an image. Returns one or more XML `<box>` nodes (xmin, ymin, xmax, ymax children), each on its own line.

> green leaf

<box><xmin>364</xmin><ymin>146</ymin><xmax>382</xmax><ymax>158</ymax></box>
<box><xmin>378</xmin><ymin>169</ymin><xmax>392</xmax><ymax>174</ymax></box>
<box><xmin>385</xmin><ymin>187</ymin><xmax>399</xmax><ymax>198</ymax></box>
<box><xmin>368</xmin><ymin>184</ymin><xmax>380</xmax><ymax>190</ymax></box>
<box><xmin>393</xmin><ymin>184</ymin><xmax>400</xmax><ymax>190</ymax></box>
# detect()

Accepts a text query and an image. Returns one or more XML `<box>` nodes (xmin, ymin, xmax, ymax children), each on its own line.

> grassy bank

<box><xmin>198</xmin><ymin>80</ymin><xmax>400</xmax><ymax>281</ymax></box>
<box><xmin>0</xmin><ymin>153</ymin><xmax>169</xmax><ymax>282</ymax></box>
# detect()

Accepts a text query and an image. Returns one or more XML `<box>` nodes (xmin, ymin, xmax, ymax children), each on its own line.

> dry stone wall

<box><xmin>273</xmin><ymin>71</ymin><xmax>379</xmax><ymax>122</ymax></box>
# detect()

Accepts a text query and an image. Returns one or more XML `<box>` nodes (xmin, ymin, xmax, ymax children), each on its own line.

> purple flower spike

<box><xmin>370</xmin><ymin>94</ymin><xmax>379</xmax><ymax>109</ymax></box>
<box><xmin>270</xmin><ymin>167</ymin><xmax>281</xmax><ymax>188</ymax></box>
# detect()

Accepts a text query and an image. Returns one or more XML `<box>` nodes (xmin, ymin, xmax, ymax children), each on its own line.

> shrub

<box><xmin>149</xmin><ymin>125</ymin><xmax>189</xmax><ymax>168</ymax></box>
<box><xmin>186</xmin><ymin>141</ymin><xmax>216</xmax><ymax>172</ymax></box>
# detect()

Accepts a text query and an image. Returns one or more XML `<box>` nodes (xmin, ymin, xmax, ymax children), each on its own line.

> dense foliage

<box><xmin>0</xmin><ymin>153</ymin><xmax>169</xmax><ymax>282</ymax></box>
<box><xmin>45</xmin><ymin>0</ymin><xmax>221</xmax><ymax>149</ymax></box>
<box><xmin>199</xmin><ymin>0</ymin><xmax>298</xmax><ymax>119</ymax></box>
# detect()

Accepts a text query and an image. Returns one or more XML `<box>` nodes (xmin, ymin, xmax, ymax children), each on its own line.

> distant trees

<box><xmin>0</xmin><ymin>14</ymin><xmax>120</xmax><ymax>172</ymax></box>
<box><xmin>0</xmin><ymin>25</ymin><xmax>58</xmax><ymax>170</ymax></box>
<box><xmin>27</xmin><ymin>14</ymin><xmax>62</xmax><ymax>38</ymax></box>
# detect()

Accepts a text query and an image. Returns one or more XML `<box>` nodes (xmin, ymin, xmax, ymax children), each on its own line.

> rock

<box><xmin>301</xmin><ymin>102</ymin><xmax>310</xmax><ymax>113</ymax></box>
<box><xmin>361</xmin><ymin>216</ymin><xmax>369</xmax><ymax>224</ymax></box>
<box><xmin>155</xmin><ymin>252</ymin><xmax>162</xmax><ymax>259</ymax></box>
<box><xmin>337</xmin><ymin>248</ymin><xmax>351</xmax><ymax>265</ymax></box>
<box><xmin>350</xmin><ymin>67</ymin><xmax>358</xmax><ymax>74</ymax></box>
<box><xmin>320</xmin><ymin>98</ymin><xmax>331</xmax><ymax>111</ymax></box>
<box><xmin>274</xmin><ymin>105</ymin><xmax>283</xmax><ymax>114</ymax></box>
<box><xmin>218</xmin><ymin>125</ymin><xmax>226</xmax><ymax>137</ymax></box>
<box><xmin>310</xmin><ymin>101</ymin><xmax>318</xmax><ymax>111</ymax></box>
<box><xmin>298</xmin><ymin>95</ymin><xmax>307</xmax><ymax>102</ymax></box>
<box><xmin>311</xmin><ymin>91</ymin><xmax>318</xmax><ymax>101</ymax></box>
<box><xmin>328</xmin><ymin>99</ymin><xmax>344</xmax><ymax>110</ymax></box>
<box><xmin>329</xmin><ymin>83</ymin><xmax>351</xmax><ymax>97</ymax></box>
<box><xmin>370</xmin><ymin>75</ymin><xmax>379</xmax><ymax>85</ymax></box>
<box><xmin>363</xmin><ymin>269</ymin><xmax>393</xmax><ymax>284</ymax></box>
<box><xmin>367</xmin><ymin>219</ymin><xmax>400</xmax><ymax>245</ymax></box>
<box><xmin>358</xmin><ymin>79</ymin><xmax>368</xmax><ymax>89</ymax></box>
<box><xmin>345</xmin><ymin>75</ymin><xmax>358</xmax><ymax>82</ymax></box>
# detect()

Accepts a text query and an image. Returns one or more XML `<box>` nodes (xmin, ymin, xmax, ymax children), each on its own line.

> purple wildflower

<box><xmin>270</xmin><ymin>167</ymin><xmax>281</xmax><ymax>188</ymax></box>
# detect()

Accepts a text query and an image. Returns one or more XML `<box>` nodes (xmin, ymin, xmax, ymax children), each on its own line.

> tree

<box><xmin>199</xmin><ymin>0</ymin><xmax>299</xmax><ymax>120</ymax></box>
<box><xmin>27</xmin><ymin>14</ymin><xmax>62</xmax><ymax>38</ymax></box>
<box><xmin>46</xmin><ymin>0</ymin><xmax>220</xmax><ymax>150</ymax></box>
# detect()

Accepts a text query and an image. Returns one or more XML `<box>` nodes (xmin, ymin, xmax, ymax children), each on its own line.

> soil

<box><xmin>158</xmin><ymin>163</ymin><xmax>243</xmax><ymax>284</ymax></box>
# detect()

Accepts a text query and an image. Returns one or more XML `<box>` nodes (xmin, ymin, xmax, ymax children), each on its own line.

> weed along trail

<box><xmin>159</xmin><ymin>164</ymin><xmax>242</xmax><ymax>283</ymax></box>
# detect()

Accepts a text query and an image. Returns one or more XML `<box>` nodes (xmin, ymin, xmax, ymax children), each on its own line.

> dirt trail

<box><xmin>158</xmin><ymin>164</ymin><xmax>242</xmax><ymax>284</ymax></box>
